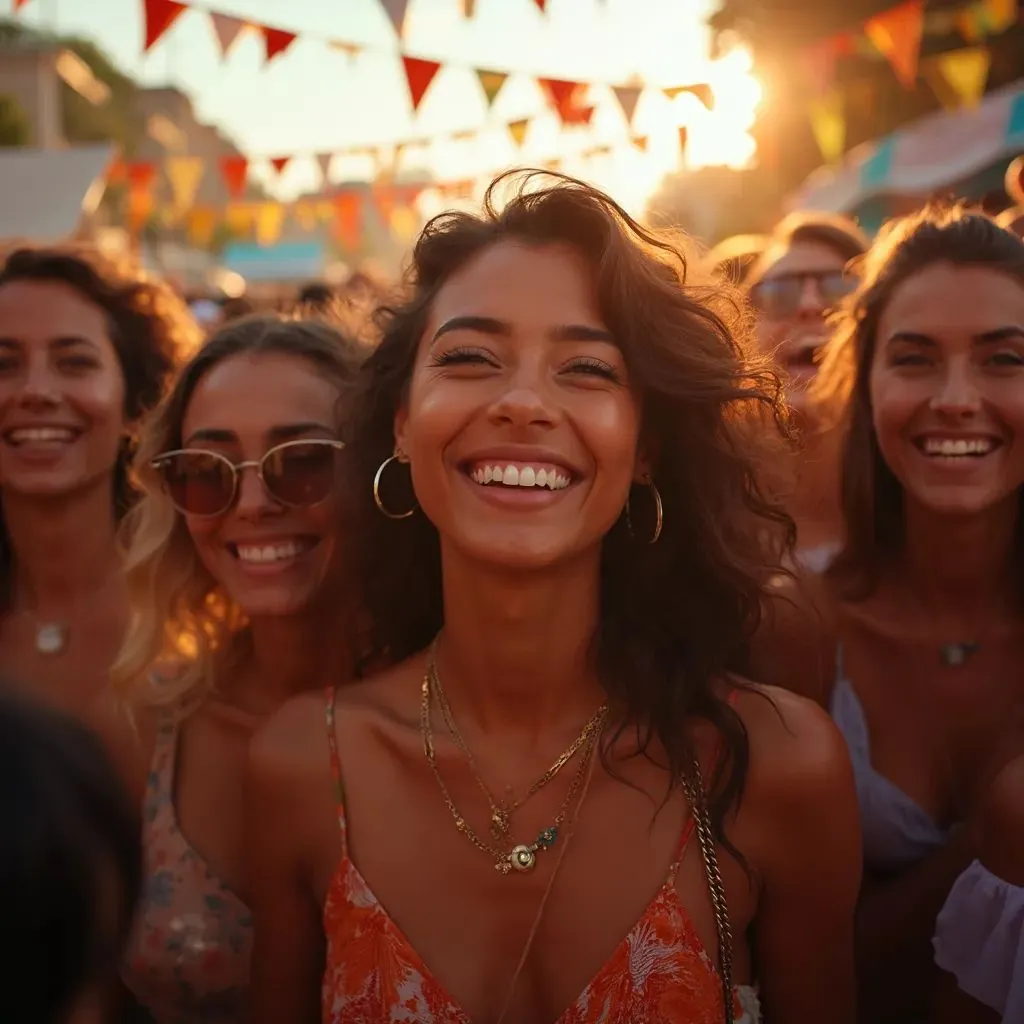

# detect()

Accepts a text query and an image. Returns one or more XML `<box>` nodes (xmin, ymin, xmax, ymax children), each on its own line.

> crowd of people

<box><xmin>3</xmin><ymin>166</ymin><xmax>1024</xmax><ymax>1024</ymax></box>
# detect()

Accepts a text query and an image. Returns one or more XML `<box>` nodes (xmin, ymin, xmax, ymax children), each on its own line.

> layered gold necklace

<box><xmin>421</xmin><ymin>643</ymin><xmax>607</xmax><ymax>875</ymax></box>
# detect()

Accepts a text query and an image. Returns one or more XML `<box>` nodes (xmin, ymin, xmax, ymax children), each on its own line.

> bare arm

<box><xmin>245</xmin><ymin>702</ymin><xmax>329</xmax><ymax>1024</ymax></box>
<box><xmin>742</xmin><ymin>687</ymin><xmax>862</xmax><ymax>1024</ymax></box>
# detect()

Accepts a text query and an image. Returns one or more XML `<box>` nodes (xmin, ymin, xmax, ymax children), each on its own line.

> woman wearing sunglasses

<box><xmin>745</xmin><ymin>212</ymin><xmax>868</xmax><ymax>572</ymax></box>
<box><xmin>95</xmin><ymin>315</ymin><xmax>364</xmax><ymax>1024</ymax></box>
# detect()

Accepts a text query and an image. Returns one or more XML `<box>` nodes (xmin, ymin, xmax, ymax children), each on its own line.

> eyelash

<box><xmin>431</xmin><ymin>347</ymin><xmax>620</xmax><ymax>380</ymax></box>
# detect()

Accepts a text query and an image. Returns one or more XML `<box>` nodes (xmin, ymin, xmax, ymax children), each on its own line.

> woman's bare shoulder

<box><xmin>976</xmin><ymin>754</ymin><xmax>1024</xmax><ymax>884</ymax></box>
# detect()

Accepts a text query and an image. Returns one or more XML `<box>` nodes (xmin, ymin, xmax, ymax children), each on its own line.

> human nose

<box><xmin>929</xmin><ymin>359</ymin><xmax>982</xmax><ymax>417</ymax></box>
<box><xmin>794</xmin><ymin>277</ymin><xmax>827</xmax><ymax>320</ymax></box>
<box><xmin>15</xmin><ymin>357</ymin><xmax>61</xmax><ymax>409</ymax></box>
<box><xmin>486</xmin><ymin>361</ymin><xmax>558</xmax><ymax>429</ymax></box>
<box><xmin>233</xmin><ymin>460</ymin><xmax>280</xmax><ymax>518</ymax></box>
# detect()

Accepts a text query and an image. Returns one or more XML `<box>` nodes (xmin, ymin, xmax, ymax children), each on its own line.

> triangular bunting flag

<box><xmin>255</xmin><ymin>203</ymin><xmax>286</xmax><ymax>247</ymax></box>
<box><xmin>865</xmin><ymin>0</ymin><xmax>924</xmax><ymax>89</ymax></box>
<box><xmin>126</xmin><ymin>161</ymin><xmax>157</xmax><ymax>191</ymax></box>
<box><xmin>402</xmin><ymin>56</ymin><xmax>442</xmax><ymax>112</ymax></box>
<box><xmin>678</xmin><ymin>127</ymin><xmax>689</xmax><ymax>153</ymax></box>
<box><xmin>225</xmin><ymin>203</ymin><xmax>254</xmax><ymax>236</ymax></box>
<box><xmin>143</xmin><ymin>0</ymin><xmax>187</xmax><ymax>53</ymax></box>
<box><xmin>186</xmin><ymin>207</ymin><xmax>217</xmax><ymax>248</ymax></box>
<box><xmin>981</xmin><ymin>0</ymin><xmax>1019</xmax><ymax>33</ymax></box>
<box><xmin>803</xmin><ymin>34</ymin><xmax>851</xmax><ymax>93</ymax></box>
<box><xmin>563</xmin><ymin>105</ymin><xmax>595</xmax><ymax>126</ymax></box>
<box><xmin>270</xmin><ymin>156</ymin><xmax>291</xmax><ymax>175</ymax></box>
<box><xmin>380</xmin><ymin>0</ymin><xmax>411</xmax><ymax>37</ymax></box>
<box><xmin>532</xmin><ymin>0</ymin><xmax>547</xmax><ymax>10</ymax></box>
<box><xmin>476</xmin><ymin>69</ymin><xmax>509</xmax><ymax>108</ymax></box>
<box><xmin>539</xmin><ymin>78</ymin><xmax>584</xmax><ymax>122</ymax></box>
<box><xmin>126</xmin><ymin>162</ymin><xmax>156</xmax><ymax>233</ymax></box>
<box><xmin>261</xmin><ymin>26</ymin><xmax>297</xmax><ymax>64</ymax></box>
<box><xmin>13</xmin><ymin>0</ymin><xmax>31</xmax><ymax>10</ymax></box>
<box><xmin>663</xmin><ymin>83</ymin><xmax>714</xmax><ymax>109</ymax></box>
<box><xmin>461</xmin><ymin>0</ymin><xmax>477</xmax><ymax>14</ymax></box>
<box><xmin>631</xmin><ymin>135</ymin><xmax>648</xmax><ymax>151</ymax></box>
<box><xmin>932</xmin><ymin>46</ymin><xmax>991</xmax><ymax>108</ymax></box>
<box><xmin>333</xmin><ymin>192</ymin><xmax>363</xmax><ymax>250</ymax></box>
<box><xmin>209</xmin><ymin>12</ymin><xmax>247</xmax><ymax>58</ymax></box>
<box><xmin>316</xmin><ymin>153</ymin><xmax>333</xmax><ymax>186</ymax></box>
<box><xmin>612</xmin><ymin>86</ymin><xmax>642</xmax><ymax>126</ymax></box>
<box><xmin>508</xmin><ymin>118</ymin><xmax>530</xmax><ymax>147</ymax></box>
<box><xmin>165</xmin><ymin>155</ymin><xmax>205</xmax><ymax>216</ymax></box>
<box><xmin>808</xmin><ymin>91</ymin><xmax>846</xmax><ymax>164</ymax></box>
<box><xmin>220</xmin><ymin>155</ymin><xmax>249</xmax><ymax>198</ymax></box>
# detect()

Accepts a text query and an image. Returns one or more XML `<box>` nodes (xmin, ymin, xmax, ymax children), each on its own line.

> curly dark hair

<box><xmin>0</xmin><ymin>244</ymin><xmax>200</xmax><ymax>606</ymax></box>
<box><xmin>341</xmin><ymin>170</ymin><xmax>796</xmax><ymax>845</ymax></box>
<box><xmin>816</xmin><ymin>204</ymin><xmax>1024</xmax><ymax>598</ymax></box>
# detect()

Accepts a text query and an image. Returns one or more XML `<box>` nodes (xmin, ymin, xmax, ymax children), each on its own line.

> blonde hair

<box><xmin>110</xmin><ymin>315</ymin><xmax>365</xmax><ymax>716</ymax></box>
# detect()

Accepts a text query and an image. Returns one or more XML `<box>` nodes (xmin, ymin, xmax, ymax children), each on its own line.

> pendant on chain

<box><xmin>502</xmin><ymin>827</ymin><xmax>560</xmax><ymax>874</ymax></box>
<box><xmin>941</xmin><ymin>642</ymin><xmax>980</xmax><ymax>667</ymax></box>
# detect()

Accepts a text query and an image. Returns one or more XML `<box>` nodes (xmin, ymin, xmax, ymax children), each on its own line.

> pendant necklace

<box><xmin>940</xmin><ymin>641</ymin><xmax>981</xmax><ymax>668</ymax></box>
<box><xmin>22</xmin><ymin>612</ymin><xmax>70</xmax><ymax>656</ymax></box>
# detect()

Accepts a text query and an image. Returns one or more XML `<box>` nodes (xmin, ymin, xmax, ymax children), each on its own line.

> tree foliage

<box><xmin>0</xmin><ymin>93</ymin><xmax>30</xmax><ymax>147</ymax></box>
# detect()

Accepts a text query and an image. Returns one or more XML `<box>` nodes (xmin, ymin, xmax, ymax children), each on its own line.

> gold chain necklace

<box><xmin>430</xmin><ymin>656</ymin><xmax>606</xmax><ymax>841</ymax></box>
<box><xmin>420</xmin><ymin>667</ymin><xmax>606</xmax><ymax>874</ymax></box>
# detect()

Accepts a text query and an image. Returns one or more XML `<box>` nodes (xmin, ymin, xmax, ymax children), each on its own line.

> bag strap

<box><xmin>682</xmin><ymin>760</ymin><xmax>735</xmax><ymax>1024</ymax></box>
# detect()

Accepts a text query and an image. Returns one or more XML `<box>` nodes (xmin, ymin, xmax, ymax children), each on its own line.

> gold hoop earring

<box><xmin>625</xmin><ymin>479</ymin><xmax>663</xmax><ymax>545</ymax></box>
<box><xmin>373</xmin><ymin>451</ymin><xmax>417</xmax><ymax>520</ymax></box>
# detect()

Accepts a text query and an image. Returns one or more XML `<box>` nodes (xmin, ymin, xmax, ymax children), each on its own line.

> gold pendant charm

<box><xmin>509</xmin><ymin>844</ymin><xmax>537</xmax><ymax>872</ymax></box>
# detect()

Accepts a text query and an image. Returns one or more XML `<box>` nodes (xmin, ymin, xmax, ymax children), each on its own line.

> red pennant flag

<box><xmin>539</xmin><ymin>78</ymin><xmax>584</xmax><ymax>122</ymax></box>
<box><xmin>333</xmin><ymin>192</ymin><xmax>362</xmax><ymax>250</ymax></box>
<box><xmin>143</xmin><ymin>0</ymin><xmax>187</xmax><ymax>53</ymax></box>
<box><xmin>865</xmin><ymin>0</ymin><xmax>924</xmax><ymax>89</ymax></box>
<box><xmin>220</xmin><ymin>155</ymin><xmax>249</xmax><ymax>198</ymax></box>
<box><xmin>563</xmin><ymin>105</ymin><xmax>595</xmax><ymax>126</ymax></box>
<box><xmin>126</xmin><ymin>161</ymin><xmax>156</xmax><ymax>190</ymax></box>
<box><xmin>261</xmin><ymin>25</ymin><xmax>297</xmax><ymax>64</ymax></box>
<box><xmin>13</xmin><ymin>0</ymin><xmax>32</xmax><ymax>10</ymax></box>
<box><xmin>402</xmin><ymin>56</ymin><xmax>442</xmax><ymax>111</ymax></box>
<box><xmin>270</xmin><ymin>156</ymin><xmax>291</xmax><ymax>175</ymax></box>
<box><xmin>532</xmin><ymin>0</ymin><xmax>547</xmax><ymax>10</ymax></box>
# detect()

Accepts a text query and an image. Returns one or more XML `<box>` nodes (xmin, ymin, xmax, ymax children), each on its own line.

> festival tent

<box><xmin>790</xmin><ymin>80</ymin><xmax>1024</xmax><ymax>228</ymax></box>
<box><xmin>0</xmin><ymin>143</ymin><xmax>115</xmax><ymax>243</ymax></box>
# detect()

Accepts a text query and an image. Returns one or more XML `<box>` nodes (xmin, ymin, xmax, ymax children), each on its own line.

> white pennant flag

<box><xmin>209</xmin><ymin>12</ymin><xmax>247</xmax><ymax>58</ymax></box>
<box><xmin>379</xmin><ymin>0</ymin><xmax>411</xmax><ymax>37</ymax></box>
<box><xmin>316</xmin><ymin>152</ymin><xmax>333</xmax><ymax>187</ymax></box>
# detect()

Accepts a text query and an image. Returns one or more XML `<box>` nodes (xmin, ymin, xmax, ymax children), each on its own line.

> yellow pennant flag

<box><xmin>982</xmin><ymin>0</ymin><xmax>1018</xmax><ymax>32</ymax></box>
<box><xmin>808</xmin><ymin>91</ymin><xmax>846</xmax><ymax>165</ymax></box>
<box><xmin>508</xmin><ymin>118</ymin><xmax>529</xmax><ymax>147</ymax></box>
<box><xmin>225</xmin><ymin>203</ymin><xmax>254</xmax><ymax>236</ymax></box>
<box><xmin>255</xmin><ymin>202</ymin><xmax>286</xmax><ymax>247</ymax></box>
<box><xmin>165</xmin><ymin>156</ymin><xmax>205</xmax><ymax>218</ymax></box>
<box><xmin>390</xmin><ymin>205</ymin><xmax>419</xmax><ymax>242</ymax></box>
<box><xmin>186</xmin><ymin>206</ymin><xmax>217</xmax><ymax>248</ymax></box>
<box><xmin>476</xmin><ymin>69</ymin><xmax>508</xmax><ymax>108</ymax></box>
<box><xmin>930</xmin><ymin>47</ymin><xmax>991</xmax><ymax>109</ymax></box>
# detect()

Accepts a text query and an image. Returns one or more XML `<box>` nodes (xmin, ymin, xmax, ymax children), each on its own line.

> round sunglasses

<box><xmin>151</xmin><ymin>438</ymin><xmax>345</xmax><ymax>518</ymax></box>
<box><xmin>750</xmin><ymin>269</ymin><xmax>856</xmax><ymax>318</ymax></box>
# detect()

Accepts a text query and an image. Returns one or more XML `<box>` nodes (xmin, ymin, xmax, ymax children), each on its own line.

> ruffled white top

<box><xmin>933</xmin><ymin>859</ymin><xmax>1024</xmax><ymax>1020</ymax></box>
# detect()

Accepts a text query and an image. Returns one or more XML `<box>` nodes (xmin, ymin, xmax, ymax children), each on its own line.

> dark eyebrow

<box><xmin>887</xmin><ymin>328</ymin><xmax>1024</xmax><ymax>347</ymax></box>
<box><xmin>0</xmin><ymin>336</ymin><xmax>100</xmax><ymax>352</ymax></box>
<box><xmin>182</xmin><ymin>422</ymin><xmax>332</xmax><ymax>447</ymax></box>
<box><xmin>431</xmin><ymin>316</ymin><xmax>615</xmax><ymax>345</ymax></box>
<box><xmin>886</xmin><ymin>332</ymin><xmax>936</xmax><ymax>347</ymax></box>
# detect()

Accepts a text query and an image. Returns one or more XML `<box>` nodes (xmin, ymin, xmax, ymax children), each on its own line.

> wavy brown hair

<box><xmin>341</xmin><ymin>170</ymin><xmax>796</xmax><ymax>845</ymax></box>
<box><xmin>0</xmin><ymin>245</ymin><xmax>200</xmax><ymax>609</ymax></box>
<box><xmin>816</xmin><ymin>204</ymin><xmax>1024</xmax><ymax>598</ymax></box>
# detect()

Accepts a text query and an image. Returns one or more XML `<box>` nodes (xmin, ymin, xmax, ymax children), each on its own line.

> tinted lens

<box><xmin>262</xmin><ymin>441</ymin><xmax>338</xmax><ymax>506</ymax></box>
<box><xmin>751</xmin><ymin>277</ymin><xmax>803</xmax><ymax>317</ymax></box>
<box><xmin>160</xmin><ymin>452</ymin><xmax>235</xmax><ymax>516</ymax></box>
<box><xmin>818</xmin><ymin>271</ymin><xmax>856</xmax><ymax>307</ymax></box>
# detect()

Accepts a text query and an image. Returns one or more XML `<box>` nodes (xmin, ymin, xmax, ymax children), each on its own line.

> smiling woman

<box><xmin>244</xmin><ymin>171</ymin><xmax>861</xmax><ymax>1024</ymax></box>
<box><xmin>0</xmin><ymin>245</ymin><xmax>197</xmax><ymax>713</ymax></box>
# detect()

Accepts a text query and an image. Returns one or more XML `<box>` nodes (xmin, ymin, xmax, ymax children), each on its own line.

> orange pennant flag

<box><xmin>508</xmin><ymin>118</ymin><xmax>530</xmax><ymax>147</ymax></box>
<box><xmin>865</xmin><ymin>0</ymin><xmax>924</xmax><ymax>89</ymax></box>
<box><xmin>220</xmin><ymin>155</ymin><xmax>249</xmax><ymax>198</ymax></box>
<box><xmin>563</xmin><ymin>105</ymin><xmax>595</xmax><ymax>126</ymax></box>
<box><xmin>461</xmin><ymin>0</ymin><xmax>477</xmax><ymax>14</ymax></box>
<box><xmin>678</xmin><ymin>127</ymin><xmax>689</xmax><ymax>154</ymax></box>
<box><xmin>402</xmin><ymin>56</ymin><xmax>442</xmax><ymax>112</ymax></box>
<box><xmin>261</xmin><ymin>25</ymin><xmax>297</xmax><ymax>64</ymax></box>
<box><xmin>186</xmin><ymin>206</ymin><xmax>217</xmax><ymax>248</ymax></box>
<box><xmin>333</xmin><ymin>192</ymin><xmax>362</xmax><ymax>250</ymax></box>
<box><xmin>143</xmin><ymin>0</ymin><xmax>187</xmax><ymax>53</ymax></box>
<box><xmin>126</xmin><ymin>161</ymin><xmax>156</xmax><ymax>233</ymax></box>
<box><xmin>270</xmin><ymin>156</ymin><xmax>291</xmax><ymax>175</ymax></box>
<box><xmin>631</xmin><ymin>135</ymin><xmax>648</xmax><ymax>151</ymax></box>
<box><xmin>533</xmin><ymin>0</ymin><xmax>547</xmax><ymax>10</ymax></box>
<box><xmin>539</xmin><ymin>78</ymin><xmax>585</xmax><ymax>123</ymax></box>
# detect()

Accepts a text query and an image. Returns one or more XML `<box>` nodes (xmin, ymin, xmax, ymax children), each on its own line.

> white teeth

<box><xmin>7</xmin><ymin>427</ymin><xmax>77</xmax><ymax>444</ymax></box>
<box><xmin>235</xmin><ymin>541</ymin><xmax>304</xmax><ymax>564</ymax></box>
<box><xmin>922</xmin><ymin>437</ymin><xmax>995</xmax><ymax>457</ymax></box>
<box><xmin>469</xmin><ymin>463</ymin><xmax>571</xmax><ymax>490</ymax></box>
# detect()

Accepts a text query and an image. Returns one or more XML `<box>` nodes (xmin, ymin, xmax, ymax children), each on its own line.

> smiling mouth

<box><xmin>913</xmin><ymin>436</ymin><xmax>1002</xmax><ymax>459</ymax></box>
<box><xmin>227</xmin><ymin>538</ymin><xmax>319</xmax><ymax>566</ymax></box>
<box><xmin>465</xmin><ymin>461</ymin><xmax>574</xmax><ymax>491</ymax></box>
<box><xmin>3</xmin><ymin>426</ymin><xmax>83</xmax><ymax>447</ymax></box>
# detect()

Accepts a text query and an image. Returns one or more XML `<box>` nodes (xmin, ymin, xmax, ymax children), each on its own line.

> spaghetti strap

<box><xmin>324</xmin><ymin>685</ymin><xmax>348</xmax><ymax>854</ymax></box>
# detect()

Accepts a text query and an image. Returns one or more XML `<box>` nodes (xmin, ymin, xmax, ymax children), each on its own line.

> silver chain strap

<box><xmin>681</xmin><ymin>761</ymin><xmax>735</xmax><ymax>1024</ymax></box>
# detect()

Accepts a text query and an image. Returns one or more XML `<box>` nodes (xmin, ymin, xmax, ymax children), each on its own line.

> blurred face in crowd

<box><xmin>750</xmin><ymin>239</ymin><xmax>857</xmax><ymax>419</ymax></box>
<box><xmin>870</xmin><ymin>262</ymin><xmax>1024</xmax><ymax>519</ymax></box>
<box><xmin>0</xmin><ymin>280</ymin><xmax>126</xmax><ymax>503</ymax></box>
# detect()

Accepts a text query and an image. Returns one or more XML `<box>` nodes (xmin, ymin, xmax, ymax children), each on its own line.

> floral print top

<box><xmin>121</xmin><ymin>719</ymin><xmax>253</xmax><ymax>1024</ymax></box>
<box><xmin>321</xmin><ymin>687</ymin><xmax>761</xmax><ymax>1023</ymax></box>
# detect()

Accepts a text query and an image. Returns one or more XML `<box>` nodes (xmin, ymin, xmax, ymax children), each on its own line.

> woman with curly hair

<box><xmin>97</xmin><ymin>315</ymin><xmax>364</xmax><ymax>1024</ymax></box>
<box><xmin>0</xmin><ymin>245</ymin><xmax>198</xmax><ymax>714</ymax></box>
<box><xmin>755</xmin><ymin>206</ymin><xmax>1024</xmax><ymax>1022</ymax></box>
<box><xmin>245</xmin><ymin>172</ymin><xmax>861</xmax><ymax>1024</ymax></box>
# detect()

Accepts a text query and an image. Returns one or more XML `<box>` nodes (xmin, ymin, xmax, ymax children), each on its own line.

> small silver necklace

<box><xmin>940</xmin><ymin>641</ymin><xmax>981</xmax><ymax>668</ymax></box>
<box><xmin>21</xmin><ymin>611</ymin><xmax>70</xmax><ymax>656</ymax></box>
